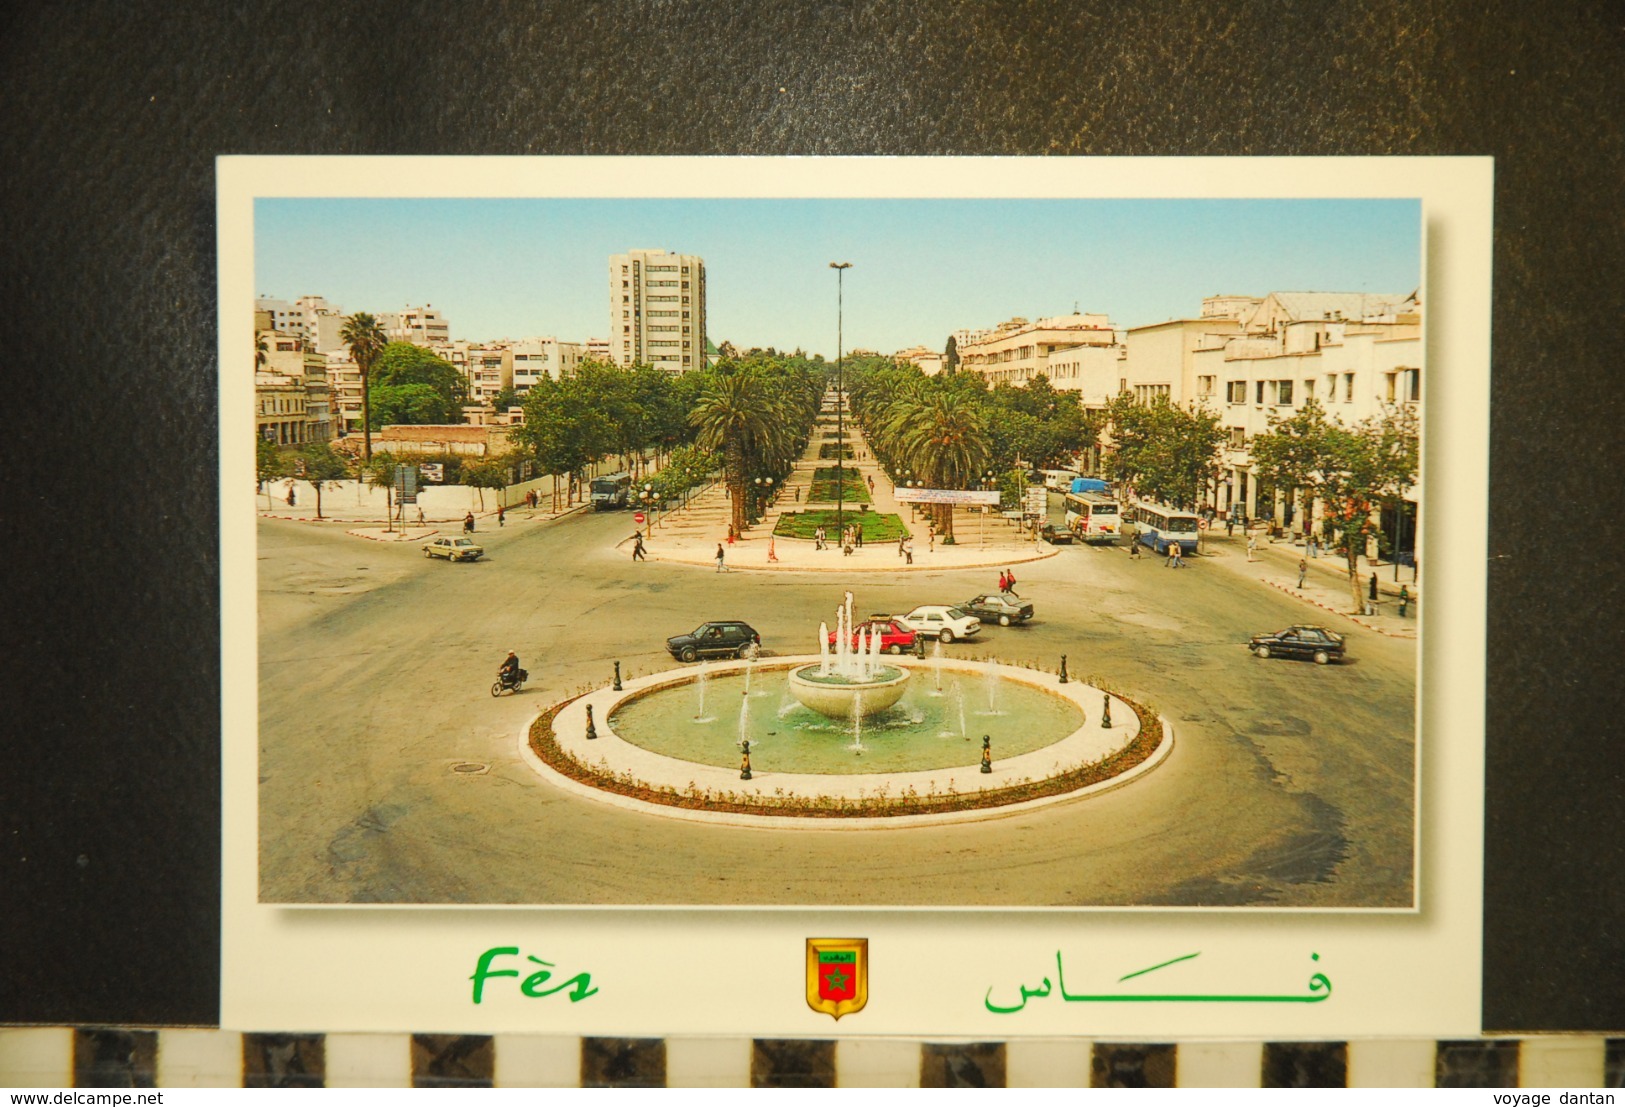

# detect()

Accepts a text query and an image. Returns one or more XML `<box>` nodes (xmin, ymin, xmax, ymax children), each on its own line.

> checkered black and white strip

<box><xmin>1</xmin><ymin>1030</ymin><xmax>1620</xmax><ymax>1088</ymax></box>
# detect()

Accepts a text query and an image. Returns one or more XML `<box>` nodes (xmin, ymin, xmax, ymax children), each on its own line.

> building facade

<box><xmin>377</xmin><ymin>305</ymin><xmax>451</xmax><ymax>347</ymax></box>
<box><xmin>609</xmin><ymin>249</ymin><xmax>707</xmax><ymax>372</ymax></box>
<box><xmin>511</xmin><ymin>337</ymin><xmax>586</xmax><ymax>391</ymax></box>
<box><xmin>893</xmin><ymin>345</ymin><xmax>946</xmax><ymax>376</ymax></box>
<box><xmin>958</xmin><ymin>313</ymin><xmax>1120</xmax><ymax>389</ymax></box>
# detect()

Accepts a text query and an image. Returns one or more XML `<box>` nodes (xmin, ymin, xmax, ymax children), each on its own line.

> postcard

<box><xmin>220</xmin><ymin>156</ymin><xmax>1490</xmax><ymax>1037</ymax></box>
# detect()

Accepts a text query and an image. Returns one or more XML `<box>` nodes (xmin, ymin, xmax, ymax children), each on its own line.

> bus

<box><xmin>1063</xmin><ymin>491</ymin><xmax>1123</xmax><ymax>544</ymax></box>
<box><xmin>1129</xmin><ymin>501</ymin><xmax>1202</xmax><ymax>555</ymax></box>
<box><xmin>590</xmin><ymin>472</ymin><xmax>632</xmax><ymax>510</ymax></box>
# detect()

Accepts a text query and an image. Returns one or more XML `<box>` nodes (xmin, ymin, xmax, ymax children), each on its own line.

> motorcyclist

<box><xmin>499</xmin><ymin>650</ymin><xmax>523</xmax><ymax>687</ymax></box>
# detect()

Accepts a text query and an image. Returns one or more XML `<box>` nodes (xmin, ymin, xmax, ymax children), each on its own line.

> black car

<box><xmin>666</xmin><ymin>621</ymin><xmax>762</xmax><ymax>663</ymax></box>
<box><xmin>1248</xmin><ymin>625</ymin><xmax>1346</xmax><ymax>664</ymax></box>
<box><xmin>961</xmin><ymin>594</ymin><xmax>1035</xmax><ymax>626</ymax></box>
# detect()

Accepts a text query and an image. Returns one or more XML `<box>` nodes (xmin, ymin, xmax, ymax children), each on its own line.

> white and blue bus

<box><xmin>1063</xmin><ymin>491</ymin><xmax>1123</xmax><ymax>544</ymax></box>
<box><xmin>590</xmin><ymin>472</ymin><xmax>632</xmax><ymax>510</ymax></box>
<box><xmin>1130</xmin><ymin>501</ymin><xmax>1201</xmax><ymax>555</ymax></box>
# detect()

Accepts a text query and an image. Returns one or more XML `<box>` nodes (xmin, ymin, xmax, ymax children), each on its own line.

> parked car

<box><xmin>1040</xmin><ymin>523</ymin><xmax>1074</xmax><ymax>545</ymax></box>
<box><xmin>1248</xmin><ymin>625</ymin><xmax>1347</xmax><ymax>665</ymax></box>
<box><xmin>423</xmin><ymin>536</ymin><xmax>484</xmax><ymax>562</ymax></box>
<box><xmin>827</xmin><ymin>617</ymin><xmax>917</xmax><ymax>654</ymax></box>
<box><xmin>961</xmin><ymin>594</ymin><xmax>1035</xmax><ymax>626</ymax></box>
<box><xmin>666</xmin><ymin>621</ymin><xmax>762</xmax><ymax>663</ymax></box>
<box><xmin>895</xmin><ymin>605</ymin><xmax>981</xmax><ymax>643</ymax></box>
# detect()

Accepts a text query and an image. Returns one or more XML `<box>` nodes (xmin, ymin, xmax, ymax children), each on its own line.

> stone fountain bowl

<box><xmin>787</xmin><ymin>663</ymin><xmax>912</xmax><ymax>720</ymax></box>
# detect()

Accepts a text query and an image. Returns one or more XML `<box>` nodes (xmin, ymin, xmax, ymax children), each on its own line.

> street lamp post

<box><xmin>830</xmin><ymin>261</ymin><xmax>852</xmax><ymax>534</ymax></box>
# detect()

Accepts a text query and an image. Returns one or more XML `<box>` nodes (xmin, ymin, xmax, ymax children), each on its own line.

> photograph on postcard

<box><xmin>248</xmin><ymin>186</ymin><xmax>1422</xmax><ymax>911</ymax></box>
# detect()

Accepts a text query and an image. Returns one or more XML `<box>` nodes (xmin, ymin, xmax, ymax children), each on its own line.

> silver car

<box><xmin>423</xmin><ymin>536</ymin><xmax>484</xmax><ymax>562</ymax></box>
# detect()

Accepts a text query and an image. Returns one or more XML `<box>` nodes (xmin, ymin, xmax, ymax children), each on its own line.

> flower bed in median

<box><xmin>773</xmin><ymin>510</ymin><xmax>909</xmax><ymax>542</ymax></box>
<box><xmin>529</xmin><ymin>686</ymin><xmax>1163</xmax><ymax>819</ymax></box>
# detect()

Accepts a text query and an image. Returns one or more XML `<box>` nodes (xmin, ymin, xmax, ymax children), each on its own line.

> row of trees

<box><xmin>847</xmin><ymin>360</ymin><xmax>1101</xmax><ymax>541</ymax></box>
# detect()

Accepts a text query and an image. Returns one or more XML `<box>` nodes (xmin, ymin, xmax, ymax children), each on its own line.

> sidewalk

<box><xmin>1201</xmin><ymin>526</ymin><xmax>1419</xmax><ymax>639</ymax></box>
<box><xmin>631</xmin><ymin>413</ymin><xmax>1058</xmax><ymax>573</ymax></box>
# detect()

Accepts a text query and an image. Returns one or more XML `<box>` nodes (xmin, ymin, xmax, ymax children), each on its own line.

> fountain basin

<box><xmin>787</xmin><ymin>663</ymin><xmax>910</xmax><ymax>719</ymax></box>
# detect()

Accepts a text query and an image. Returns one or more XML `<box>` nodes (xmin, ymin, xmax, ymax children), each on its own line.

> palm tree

<box><xmin>339</xmin><ymin>312</ymin><xmax>387</xmax><ymax>460</ymax></box>
<box><xmin>882</xmin><ymin>388</ymin><xmax>991</xmax><ymax>542</ymax></box>
<box><xmin>689</xmin><ymin>369</ymin><xmax>778</xmax><ymax>535</ymax></box>
<box><xmin>254</xmin><ymin>331</ymin><xmax>268</xmax><ymax>369</ymax></box>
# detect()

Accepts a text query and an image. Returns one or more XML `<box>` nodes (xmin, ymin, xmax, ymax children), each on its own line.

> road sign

<box><xmin>1022</xmin><ymin>486</ymin><xmax>1047</xmax><ymax>517</ymax></box>
<box><xmin>1198</xmin><ymin>518</ymin><xmax>1209</xmax><ymax>530</ymax></box>
<box><xmin>634</xmin><ymin>512</ymin><xmax>646</xmax><ymax>524</ymax></box>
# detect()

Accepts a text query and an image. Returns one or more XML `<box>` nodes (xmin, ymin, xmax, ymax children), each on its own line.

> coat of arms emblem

<box><xmin>806</xmin><ymin>938</ymin><xmax>868</xmax><ymax>1020</ymax></box>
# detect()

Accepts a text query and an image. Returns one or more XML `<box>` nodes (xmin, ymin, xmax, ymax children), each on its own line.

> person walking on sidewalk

<box><xmin>904</xmin><ymin>537</ymin><xmax>914</xmax><ymax>565</ymax></box>
<box><xmin>998</xmin><ymin>570</ymin><xmax>1009</xmax><ymax>593</ymax></box>
<box><xmin>855</xmin><ymin>526</ymin><xmax>864</xmax><ymax>549</ymax></box>
<box><xmin>631</xmin><ymin>531</ymin><xmax>646</xmax><ymax>561</ymax></box>
<box><xmin>1246</xmin><ymin>533</ymin><xmax>1257</xmax><ymax>562</ymax></box>
<box><xmin>464</xmin><ymin>512</ymin><xmax>476</xmax><ymax>534</ymax></box>
<box><xmin>1297</xmin><ymin>557</ymin><xmax>1308</xmax><ymax>588</ymax></box>
<box><xmin>497</xmin><ymin>505</ymin><xmax>505</xmax><ymax>527</ymax></box>
<box><xmin>715</xmin><ymin>543</ymin><xmax>728</xmax><ymax>572</ymax></box>
<box><xmin>1399</xmin><ymin>585</ymin><xmax>1410</xmax><ymax>618</ymax></box>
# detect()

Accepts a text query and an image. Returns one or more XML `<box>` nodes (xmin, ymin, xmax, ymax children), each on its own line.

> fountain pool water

<box><xmin>608</xmin><ymin>664</ymin><xmax>1083</xmax><ymax>774</ymax></box>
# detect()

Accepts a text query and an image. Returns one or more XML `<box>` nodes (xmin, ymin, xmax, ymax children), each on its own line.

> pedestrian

<box><xmin>631</xmin><ymin>534</ymin><xmax>646</xmax><ymax>561</ymax></box>
<box><xmin>727</xmin><ymin>525</ymin><xmax>736</xmax><ymax>546</ymax></box>
<box><xmin>498</xmin><ymin>505</ymin><xmax>505</xmax><ymax>527</ymax></box>
<box><xmin>1297</xmin><ymin>558</ymin><xmax>1308</xmax><ymax>588</ymax></box>
<box><xmin>768</xmin><ymin>537</ymin><xmax>779</xmax><ymax>563</ymax></box>
<box><xmin>286</xmin><ymin>485</ymin><xmax>296</xmax><ymax>507</ymax></box>
<box><xmin>464</xmin><ymin>512</ymin><xmax>475</xmax><ymax>534</ymax></box>
<box><xmin>898</xmin><ymin>535</ymin><xmax>907</xmax><ymax>558</ymax></box>
<box><xmin>998</xmin><ymin>570</ymin><xmax>1009</xmax><ymax>593</ymax></box>
<box><xmin>1398</xmin><ymin>585</ymin><xmax>1410</xmax><ymax>618</ymax></box>
<box><xmin>416</xmin><ymin>506</ymin><xmax>425</xmax><ymax>526</ymax></box>
<box><xmin>1165</xmin><ymin>542</ymin><xmax>1178</xmax><ymax>568</ymax></box>
<box><xmin>1225</xmin><ymin>515</ymin><xmax>1235</xmax><ymax>537</ymax></box>
<box><xmin>928</xmin><ymin>530</ymin><xmax>935</xmax><ymax>553</ymax></box>
<box><xmin>1246</xmin><ymin>534</ymin><xmax>1257</xmax><ymax>562</ymax></box>
<box><xmin>1308</xmin><ymin>531</ymin><xmax>1319</xmax><ymax>558</ymax></box>
<box><xmin>715</xmin><ymin>543</ymin><xmax>727</xmax><ymax>572</ymax></box>
<box><xmin>1129</xmin><ymin>533</ymin><xmax>1142</xmax><ymax>560</ymax></box>
<box><xmin>855</xmin><ymin>526</ymin><xmax>863</xmax><ymax>548</ymax></box>
<box><xmin>794</xmin><ymin>487</ymin><xmax>800</xmax><ymax>503</ymax></box>
<box><xmin>1369</xmin><ymin>572</ymin><xmax>1379</xmax><ymax>603</ymax></box>
<box><xmin>904</xmin><ymin>538</ymin><xmax>913</xmax><ymax>565</ymax></box>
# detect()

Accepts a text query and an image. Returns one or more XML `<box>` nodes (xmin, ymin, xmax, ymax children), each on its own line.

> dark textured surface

<box><xmin>1092</xmin><ymin>1043</ymin><xmax>1176</xmax><ymax>1088</ymax></box>
<box><xmin>1435</xmin><ymin>1040</ymin><xmax>1520</xmax><ymax>1089</ymax></box>
<box><xmin>243</xmin><ymin>1033</ymin><xmax>323</xmax><ymax>1089</ymax></box>
<box><xmin>410</xmin><ymin>1034</ymin><xmax>494</xmax><ymax>1089</ymax></box>
<box><xmin>581</xmin><ymin>1037</ymin><xmax>665</xmax><ymax>1088</ymax></box>
<box><xmin>1262</xmin><ymin>1042</ymin><xmax>1349</xmax><ymax>1088</ymax></box>
<box><xmin>72</xmin><ymin>1030</ymin><xmax>157</xmax><ymax>1089</ymax></box>
<box><xmin>921</xmin><ymin>1041</ymin><xmax>1006</xmax><ymax>1088</ymax></box>
<box><xmin>750</xmin><ymin>1038</ymin><xmax>835</xmax><ymax>1088</ymax></box>
<box><xmin>1607</xmin><ymin>1039</ymin><xmax>1625</xmax><ymax>1088</ymax></box>
<box><xmin>1</xmin><ymin>0</ymin><xmax>1622</xmax><ymax>1033</ymax></box>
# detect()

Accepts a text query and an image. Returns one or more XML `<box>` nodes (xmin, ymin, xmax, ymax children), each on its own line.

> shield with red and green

<box><xmin>806</xmin><ymin>938</ymin><xmax>868</xmax><ymax>1019</ymax></box>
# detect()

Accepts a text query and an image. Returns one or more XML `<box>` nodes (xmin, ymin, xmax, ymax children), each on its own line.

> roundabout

<box><xmin>522</xmin><ymin>652</ymin><xmax>1170</xmax><ymax>828</ymax></box>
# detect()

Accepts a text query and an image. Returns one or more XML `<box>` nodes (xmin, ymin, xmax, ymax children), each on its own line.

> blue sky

<box><xmin>256</xmin><ymin>198</ymin><xmax>1420</xmax><ymax>355</ymax></box>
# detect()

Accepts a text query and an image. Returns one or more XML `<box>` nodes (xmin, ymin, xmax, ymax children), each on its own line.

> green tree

<box><xmin>880</xmin><ymin>387</ymin><xmax>991</xmax><ymax>542</ymax></box>
<box><xmin>370</xmin><ymin>342</ymin><xmax>467</xmax><ymax>424</ymax></box>
<box><xmin>689</xmin><ymin>368</ymin><xmax>780</xmax><ymax>535</ymax></box>
<box><xmin>512</xmin><ymin>373</ymin><xmax>615</xmax><ymax>506</ymax></box>
<box><xmin>369</xmin><ymin>382</ymin><xmax>458</xmax><ymax>428</ymax></box>
<box><xmin>363</xmin><ymin>452</ymin><xmax>404</xmax><ymax>530</ymax></box>
<box><xmin>462</xmin><ymin>456</ymin><xmax>510</xmax><ymax>511</ymax></box>
<box><xmin>339</xmin><ymin>313</ymin><xmax>387</xmax><ymax>461</ymax></box>
<box><xmin>1103</xmin><ymin>395</ymin><xmax>1223</xmax><ymax>510</ymax></box>
<box><xmin>256</xmin><ymin>434</ymin><xmax>287</xmax><ymax>508</ymax></box>
<box><xmin>943</xmin><ymin>334</ymin><xmax>959</xmax><ymax>372</ymax></box>
<box><xmin>491</xmin><ymin>384</ymin><xmax>521</xmax><ymax>414</ymax></box>
<box><xmin>299</xmin><ymin>441</ymin><xmax>351</xmax><ymax>521</ymax></box>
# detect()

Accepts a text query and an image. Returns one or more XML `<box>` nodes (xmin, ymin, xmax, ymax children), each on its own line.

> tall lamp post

<box><xmin>830</xmin><ymin>261</ymin><xmax>852</xmax><ymax>534</ymax></box>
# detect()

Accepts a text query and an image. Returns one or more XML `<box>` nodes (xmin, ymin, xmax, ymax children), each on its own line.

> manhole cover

<box><xmin>450</xmin><ymin>761</ymin><xmax>489</xmax><ymax>775</ymax></box>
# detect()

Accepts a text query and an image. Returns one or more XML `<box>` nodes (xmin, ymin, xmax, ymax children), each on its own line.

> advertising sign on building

<box><xmin>420</xmin><ymin>463</ymin><xmax>445</xmax><ymax>484</ymax></box>
<box><xmin>892</xmin><ymin>488</ymin><xmax>1001</xmax><ymax>506</ymax></box>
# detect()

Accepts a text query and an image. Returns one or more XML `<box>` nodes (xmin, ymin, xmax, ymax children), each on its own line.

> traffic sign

<box><xmin>634</xmin><ymin>512</ymin><xmax>646</xmax><ymax>524</ymax></box>
<box><xmin>1198</xmin><ymin>518</ymin><xmax>1209</xmax><ymax>530</ymax></box>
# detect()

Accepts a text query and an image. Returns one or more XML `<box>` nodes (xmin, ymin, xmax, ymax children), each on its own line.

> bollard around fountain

<box><xmin>740</xmin><ymin>739</ymin><xmax>753</xmax><ymax>780</ymax></box>
<box><xmin>1059</xmin><ymin>653</ymin><xmax>1069</xmax><ymax>684</ymax></box>
<box><xmin>613</xmin><ymin>660</ymin><xmax>623</xmax><ymax>691</ymax></box>
<box><xmin>980</xmin><ymin>734</ymin><xmax>993</xmax><ymax>774</ymax></box>
<box><xmin>586</xmin><ymin>703</ymin><xmax>598</xmax><ymax>740</ymax></box>
<box><xmin>1101</xmin><ymin>691</ymin><xmax>1111</xmax><ymax>729</ymax></box>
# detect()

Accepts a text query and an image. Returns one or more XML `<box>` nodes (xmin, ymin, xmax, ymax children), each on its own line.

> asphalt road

<box><xmin>257</xmin><ymin>505</ymin><xmax>1416</xmax><ymax>908</ymax></box>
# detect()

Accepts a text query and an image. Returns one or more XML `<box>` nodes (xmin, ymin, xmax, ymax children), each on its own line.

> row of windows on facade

<box><xmin>1201</xmin><ymin>369</ymin><xmax>1421</xmax><ymax>406</ymax></box>
<box><xmin>622</xmin><ymin>296</ymin><xmax>692</xmax><ymax>305</ymax></box>
<box><xmin>622</xmin><ymin>265</ymin><xmax>691</xmax><ymax>274</ymax></box>
<box><xmin>622</xmin><ymin>280</ymin><xmax>692</xmax><ymax>289</ymax></box>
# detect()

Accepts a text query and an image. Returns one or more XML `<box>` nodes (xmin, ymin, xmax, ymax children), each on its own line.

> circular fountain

<box><xmin>786</xmin><ymin>590</ymin><xmax>911</xmax><ymax>719</ymax></box>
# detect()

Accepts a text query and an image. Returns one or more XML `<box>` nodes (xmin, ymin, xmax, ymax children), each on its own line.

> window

<box><xmin>1228</xmin><ymin>427</ymin><xmax>1246</xmax><ymax>449</ymax></box>
<box><xmin>1303</xmin><ymin>379</ymin><xmax>1316</xmax><ymax>399</ymax></box>
<box><xmin>1256</xmin><ymin>381</ymin><xmax>1266</xmax><ymax>404</ymax></box>
<box><xmin>1343</xmin><ymin>373</ymin><xmax>1354</xmax><ymax>401</ymax></box>
<box><xmin>1385</xmin><ymin>372</ymin><xmax>1397</xmax><ymax>402</ymax></box>
<box><xmin>1408</xmin><ymin>368</ymin><xmax>1421</xmax><ymax>402</ymax></box>
<box><xmin>1197</xmin><ymin>375</ymin><xmax>1215</xmax><ymax>398</ymax></box>
<box><xmin>1276</xmin><ymin>380</ymin><xmax>1294</xmax><ymax>405</ymax></box>
<box><xmin>1226</xmin><ymin>380</ymin><xmax>1246</xmax><ymax>404</ymax></box>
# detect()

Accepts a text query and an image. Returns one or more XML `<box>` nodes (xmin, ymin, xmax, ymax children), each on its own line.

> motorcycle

<box><xmin>491</xmin><ymin>667</ymin><xmax>528</xmax><ymax>697</ymax></box>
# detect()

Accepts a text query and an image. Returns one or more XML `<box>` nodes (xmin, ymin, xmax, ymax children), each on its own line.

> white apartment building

<box><xmin>326</xmin><ymin>352</ymin><xmax>363</xmax><ymax>437</ymax></box>
<box><xmin>254</xmin><ymin>297</ymin><xmax>308</xmax><ymax>345</ymax></box>
<box><xmin>511</xmin><ymin>337</ymin><xmax>585</xmax><ymax>391</ymax></box>
<box><xmin>1043</xmin><ymin>342</ymin><xmax>1125</xmax><ymax>409</ymax></box>
<box><xmin>1121</xmin><ymin>313</ymin><xmax>1245</xmax><ymax>407</ymax></box>
<box><xmin>463</xmin><ymin>344</ymin><xmax>511</xmax><ymax>405</ymax></box>
<box><xmin>377</xmin><ymin>305</ymin><xmax>451</xmax><ymax>347</ymax></box>
<box><xmin>257</xmin><ymin>328</ymin><xmax>332</xmax><ymax>443</ymax></box>
<box><xmin>894</xmin><ymin>346</ymin><xmax>946</xmax><ymax>376</ymax></box>
<box><xmin>609</xmin><ymin>249</ymin><xmax>706</xmax><ymax>372</ymax></box>
<box><xmin>958</xmin><ymin>313</ymin><xmax>1119</xmax><ymax>388</ymax></box>
<box><xmin>585</xmin><ymin>337</ymin><xmax>611</xmax><ymax>363</ymax></box>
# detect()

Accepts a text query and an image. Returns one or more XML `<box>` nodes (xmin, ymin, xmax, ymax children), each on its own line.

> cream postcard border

<box><xmin>220</xmin><ymin>156</ymin><xmax>1489</xmax><ymax>1037</ymax></box>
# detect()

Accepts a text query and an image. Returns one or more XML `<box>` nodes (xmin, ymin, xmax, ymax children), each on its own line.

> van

<box><xmin>1042</xmin><ymin>469</ymin><xmax>1081</xmax><ymax>492</ymax></box>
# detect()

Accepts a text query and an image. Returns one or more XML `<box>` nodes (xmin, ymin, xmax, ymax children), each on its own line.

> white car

<box><xmin>423</xmin><ymin>536</ymin><xmax>484</xmax><ymax>562</ymax></box>
<box><xmin>896</xmin><ymin>604</ymin><xmax>982</xmax><ymax>643</ymax></box>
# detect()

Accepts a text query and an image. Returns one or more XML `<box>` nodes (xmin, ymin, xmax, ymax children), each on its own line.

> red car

<box><xmin>827</xmin><ymin>617</ymin><xmax>918</xmax><ymax>655</ymax></box>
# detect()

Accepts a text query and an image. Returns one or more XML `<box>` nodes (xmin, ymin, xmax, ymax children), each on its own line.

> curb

<box><xmin>1260</xmin><ymin>578</ymin><xmax>1418</xmax><ymax>639</ymax></box>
